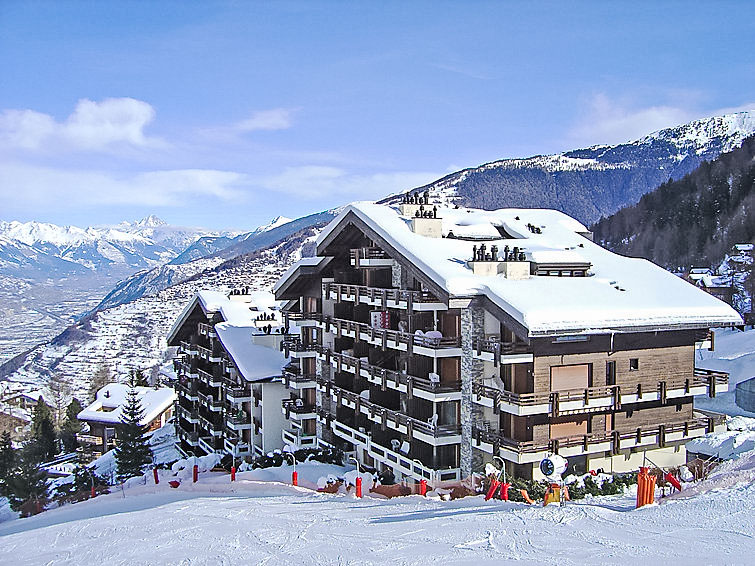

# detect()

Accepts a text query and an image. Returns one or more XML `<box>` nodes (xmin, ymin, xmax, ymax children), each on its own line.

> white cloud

<box><xmin>236</xmin><ymin>108</ymin><xmax>296</xmax><ymax>132</ymax></box>
<box><xmin>569</xmin><ymin>94</ymin><xmax>694</xmax><ymax>147</ymax></box>
<box><xmin>0</xmin><ymin>98</ymin><xmax>164</xmax><ymax>152</ymax></box>
<box><xmin>259</xmin><ymin>165</ymin><xmax>439</xmax><ymax>200</ymax></box>
<box><xmin>0</xmin><ymin>162</ymin><xmax>245</xmax><ymax>208</ymax></box>
<box><xmin>569</xmin><ymin>95</ymin><xmax>755</xmax><ymax>148</ymax></box>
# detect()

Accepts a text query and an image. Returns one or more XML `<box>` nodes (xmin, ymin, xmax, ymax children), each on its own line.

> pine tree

<box><xmin>0</xmin><ymin>430</ymin><xmax>15</xmax><ymax>493</ymax></box>
<box><xmin>130</xmin><ymin>369</ymin><xmax>149</xmax><ymax>387</ymax></box>
<box><xmin>60</xmin><ymin>398</ymin><xmax>83</xmax><ymax>453</ymax></box>
<box><xmin>114</xmin><ymin>386</ymin><xmax>152</xmax><ymax>482</ymax></box>
<box><xmin>5</xmin><ymin>443</ymin><xmax>48</xmax><ymax>516</ymax></box>
<box><xmin>30</xmin><ymin>398</ymin><xmax>57</xmax><ymax>462</ymax></box>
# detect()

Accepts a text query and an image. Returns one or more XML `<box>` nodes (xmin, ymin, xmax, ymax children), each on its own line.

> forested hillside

<box><xmin>592</xmin><ymin>135</ymin><xmax>755</xmax><ymax>271</ymax></box>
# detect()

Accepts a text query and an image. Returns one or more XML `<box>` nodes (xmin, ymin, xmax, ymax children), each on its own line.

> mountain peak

<box><xmin>135</xmin><ymin>215</ymin><xmax>167</xmax><ymax>228</ymax></box>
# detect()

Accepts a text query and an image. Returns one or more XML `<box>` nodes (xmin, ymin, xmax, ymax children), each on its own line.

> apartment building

<box><xmin>274</xmin><ymin>198</ymin><xmax>740</xmax><ymax>482</ymax></box>
<box><xmin>167</xmin><ymin>290</ymin><xmax>291</xmax><ymax>459</ymax></box>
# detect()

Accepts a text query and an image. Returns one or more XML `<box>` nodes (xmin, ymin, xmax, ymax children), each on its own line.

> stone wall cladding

<box><xmin>461</xmin><ymin>299</ymin><xmax>486</xmax><ymax>477</ymax></box>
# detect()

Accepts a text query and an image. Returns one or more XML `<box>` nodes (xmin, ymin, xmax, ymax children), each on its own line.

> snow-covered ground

<box><xmin>0</xmin><ymin>454</ymin><xmax>753</xmax><ymax>565</ymax></box>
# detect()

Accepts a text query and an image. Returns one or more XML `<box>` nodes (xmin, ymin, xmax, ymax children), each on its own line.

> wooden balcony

<box><xmin>176</xmin><ymin>405</ymin><xmax>199</xmax><ymax>424</ymax></box>
<box><xmin>197</xmin><ymin>391</ymin><xmax>224</xmax><ymax>412</ymax></box>
<box><xmin>197</xmin><ymin>368</ymin><xmax>224</xmax><ymax>388</ymax></box>
<box><xmin>196</xmin><ymin>344</ymin><xmax>223</xmax><ymax>363</ymax></box>
<box><xmin>175</xmin><ymin>380</ymin><xmax>199</xmax><ymax>402</ymax></box>
<box><xmin>319</xmin><ymin>347</ymin><xmax>461</xmax><ymax>402</ymax></box>
<box><xmin>472</xmin><ymin>414</ymin><xmax>717</xmax><ymax>464</ymax></box>
<box><xmin>226</xmin><ymin>411</ymin><xmax>252</xmax><ymax>431</ymax></box>
<box><xmin>282</xmin><ymin>399</ymin><xmax>317</xmax><ymax>420</ymax></box>
<box><xmin>282</xmin><ymin>428</ymin><xmax>318</xmax><ymax>448</ymax></box>
<box><xmin>224</xmin><ymin>434</ymin><xmax>251</xmax><ymax>457</ymax></box>
<box><xmin>322</xmin><ymin>282</ymin><xmax>445</xmax><ymax>312</ymax></box>
<box><xmin>282</xmin><ymin>368</ymin><xmax>317</xmax><ymax>390</ymax></box>
<box><xmin>473</xmin><ymin>368</ymin><xmax>729</xmax><ymax>417</ymax></box>
<box><xmin>180</xmin><ymin>341</ymin><xmax>199</xmax><ymax>356</ymax></box>
<box><xmin>320</xmin><ymin>381</ymin><xmax>461</xmax><ymax>446</ymax></box>
<box><xmin>350</xmin><ymin>247</ymin><xmax>393</xmax><ymax>268</ymax></box>
<box><xmin>226</xmin><ymin>385</ymin><xmax>252</xmax><ymax>404</ymax></box>
<box><xmin>197</xmin><ymin>322</ymin><xmax>217</xmax><ymax>338</ymax></box>
<box><xmin>305</xmin><ymin>313</ymin><xmax>462</xmax><ymax>357</ymax></box>
<box><xmin>319</xmin><ymin>410</ymin><xmax>461</xmax><ymax>484</ymax></box>
<box><xmin>471</xmin><ymin>337</ymin><xmax>533</xmax><ymax>365</ymax></box>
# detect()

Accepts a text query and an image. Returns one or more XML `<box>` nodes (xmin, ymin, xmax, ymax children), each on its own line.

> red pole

<box><xmin>292</xmin><ymin>470</ymin><xmax>298</xmax><ymax>486</ymax></box>
<box><xmin>355</xmin><ymin>476</ymin><xmax>362</xmax><ymax>498</ymax></box>
<box><xmin>91</xmin><ymin>485</ymin><xmax>96</xmax><ymax>498</ymax></box>
<box><xmin>419</xmin><ymin>479</ymin><xmax>427</xmax><ymax>496</ymax></box>
<box><xmin>153</xmin><ymin>468</ymin><xmax>160</xmax><ymax>485</ymax></box>
<box><xmin>501</xmin><ymin>483</ymin><xmax>510</xmax><ymax>501</ymax></box>
<box><xmin>231</xmin><ymin>466</ymin><xmax>236</xmax><ymax>482</ymax></box>
<box><xmin>193</xmin><ymin>464</ymin><xmax>198</xmax><ymax>483</ymax></box>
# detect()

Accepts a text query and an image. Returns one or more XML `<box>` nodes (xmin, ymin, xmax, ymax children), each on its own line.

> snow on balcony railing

<box><xmin>304</xmin><ymin>313</ymin><xmax>461</xmax><ymax>349</ymax></box>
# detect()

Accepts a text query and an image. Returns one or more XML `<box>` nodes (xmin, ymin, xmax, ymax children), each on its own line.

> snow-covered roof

<box><xmin>196</xmin><ymin>290</ymin><xmax>278</xmax><ymax>326</ymax></box>
<box><xmin>314</xmin><ymin>202</ymin><xmax>742</xmax><ymax>335</ymax></box>
<box><xmin>77</xmin><ymin>384</ymin><xmax>176</xmax><ymax>426</ymax></box>
<box><xmin>215</xmin><ymin>323</ymin><xmax>287</xmax><ymax>382</ymax></box>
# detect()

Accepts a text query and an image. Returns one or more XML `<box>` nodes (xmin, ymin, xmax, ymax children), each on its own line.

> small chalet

<box><xmin>77</xmin><ymin>383</ymin><xmax>176</xmax><ymax>453</ymax></box>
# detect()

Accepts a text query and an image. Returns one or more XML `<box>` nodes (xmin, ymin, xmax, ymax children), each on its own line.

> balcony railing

<box><xmin>472</xmin><ymin>414</ymin><xmax>717</xmax><ymax>463</ymax></box>
<box><xmin>226</xmin><ymin>411</ymin><xmax>252</xmax><ymax>431</ymax></box>
<box><xmin>197</xmin><ymin>391</ymin><xmax>224</xmax><ymax>411</ymax></box>
<box><xmin>197</xmin><ymin>322</ymin><xmax>217</xmax><ymax>337</ymax></box>
<box><xmin>320</xmin><ymin>348</ymin><xmax>460</xmax><ymax>398</ymax></box>
<box><xmin>323</xmin><ymin>282</ymin><xmax>443</xmax><ymax>310</ymax></box>
<box><xmin>176</xmin><ymin>361</ymin><xmax>198</xmax><ymax>378</ymax></box>
<box><xmin>318</xmin><ymin>410</ymin><xmax>460</xmax><ymax>484</ymax></box>
<box><xmin>282</xmin><ymin>399</ymin><xmax>317</xmax><ymax>419</ymax></box>
<box><xmin>176</xmin><ymin>405</ymin><xmax>199</xmax><ymax>424</ymax></box>
<box><xmin>282</xmin><ymin>369</ymin><xmax>318</xmax><ymax>388</ymax></box>
<box><xmin>197</xmin><ymin>344</ymin><xmax>223</xmax><ymax>362</ymax></box>
<box><xmin>304</xmin><ymin>313</ymin><xmax>461</xmax><ymax>350</ymax></box>
<box><xmin>322</xmin><ymin>382</ymin><xmax>461</xmax><ymax>442</ymax></box>
<box><xmin>175</xmin><ymin>380</ymin><xmax>199</xmax><ymax>401</ymax></box>
<box><xmin>180</xmin><ymin>341</ymin><xmax>199</xmax><ymax>355</ymax></box>
<box><xmin>226</xmin><ymin>385</ymin><xmax>252</xmax><ymax>404</ymax></box>
<box><xmin>473</xmin><ymin>368</ymin><xmax>729</xmax><ymax>417</ymax></box>
<box><xmin>349</xmin><ymin>247</ymin><xmax>393</xmax><ymax>268</ymax></box>
<box><xmin>472</xmin><ymin>337</ymin><xmax>531</xmax><ymax>364</ymax></box>
<box><xmin>282</xmin><ymin>428</ymin><xmax>318</xmax><ymax>448</ymax></box>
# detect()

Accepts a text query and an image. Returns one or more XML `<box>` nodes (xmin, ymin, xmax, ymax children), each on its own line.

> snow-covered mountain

<box><xmin>0</xmin><ymin>221</ymin><xmax>323</xmax><ymax>403</ymax></box>
<box><xmin>0</xmin><ymin>216</ymin><xmax>226</xmax><ymax>279</ymax></box>
<box><xmin>387</xmin><ymin>110</ymin><xmax>755</xmax><ymax>224</ymax></box>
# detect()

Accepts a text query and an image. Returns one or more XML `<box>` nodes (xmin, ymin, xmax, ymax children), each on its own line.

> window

<box><xmin>629</xmin><ymin>358</ymin><xmax>639</xmax><ymax>371</ymax></box>
<box><xmin>606</xmin><ymin>361</ymin><xmax>616</xmax><ymax>385</ymax></box>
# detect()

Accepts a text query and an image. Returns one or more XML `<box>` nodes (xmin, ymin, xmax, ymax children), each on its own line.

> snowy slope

<box><xmin>0</xmin><ymin>454</ymin><xmax>753</xmax><ymax>565</ymax></box>
<box><xmin>385</xmin><ymin>110</ymin><xmax>755</xmax><ymax>224</ymax></box>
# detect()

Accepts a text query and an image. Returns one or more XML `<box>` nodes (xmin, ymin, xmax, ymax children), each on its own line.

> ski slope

<box><xmin>1</xmin><ymin>458</ymin><xmax>753</xmax><ymax>566</ymax></box>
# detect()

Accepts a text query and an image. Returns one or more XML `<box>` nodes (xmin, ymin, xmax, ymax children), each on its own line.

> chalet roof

<box><xmin>167</xmin><ymin>289</ymin><xmax>289</xmax><ymax>383</ymax></box>
<box><xmin>77</xmin><ymin>384</ymin><xmax>176</xmax><ymax>426</ymax></box>
<box><xmin>305</xmin><ymin>202</ymin><xmax>742</xmax><ymax>336</ymax></box>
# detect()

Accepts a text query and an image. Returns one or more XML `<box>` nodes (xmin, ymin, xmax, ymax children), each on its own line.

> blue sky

<box><xmin>1</xmin><ymin>1</ymin><xmax>754</xmax><ymax>230</ymax></box>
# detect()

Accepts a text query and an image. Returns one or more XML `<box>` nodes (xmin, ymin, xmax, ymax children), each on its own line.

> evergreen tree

<box><xmin>114</xmin><ymin>386</ymin><xmax>152</xmax><ymax>482</ymax></box>
<box><xmin>30</xmin><ymin>398</ymin><xmax>57</xmax><ymax>462</ymax></box>
<box><xmin>0</xmin><ymin>430</ymin><xmax>15</xmax><ymax>493</ymax></box>
<box><xmin>129</xmin><ymin>369</ymin><xmax>149</xmax><ymax>387</ymax></box>
<box><xmin>5</xmin><ymin>443</ymin><xmax>48</xmax><ymax>516</ymax></box>
<box><xmin>60</xmin><ymin>398</ymin><xmax>83</xmax><ymax>453</ymax></box>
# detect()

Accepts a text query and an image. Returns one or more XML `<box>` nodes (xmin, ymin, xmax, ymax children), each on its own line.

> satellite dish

<box><xmin>539</xmin><ymin>454</ymin><xmax>568</xmax><ymax>480</ymax></box>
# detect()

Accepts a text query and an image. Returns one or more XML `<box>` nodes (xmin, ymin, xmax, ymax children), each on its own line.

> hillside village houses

<box><xmin>168</xmin><ymin>195</ymin><xmax>741</xmax><ymax>483</ymax></box>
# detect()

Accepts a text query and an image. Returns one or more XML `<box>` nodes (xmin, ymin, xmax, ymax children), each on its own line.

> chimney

<box><xmin>467</xmin><ymin>245</ymin><xmax>531</xmax><ymax>279</ymax></box>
